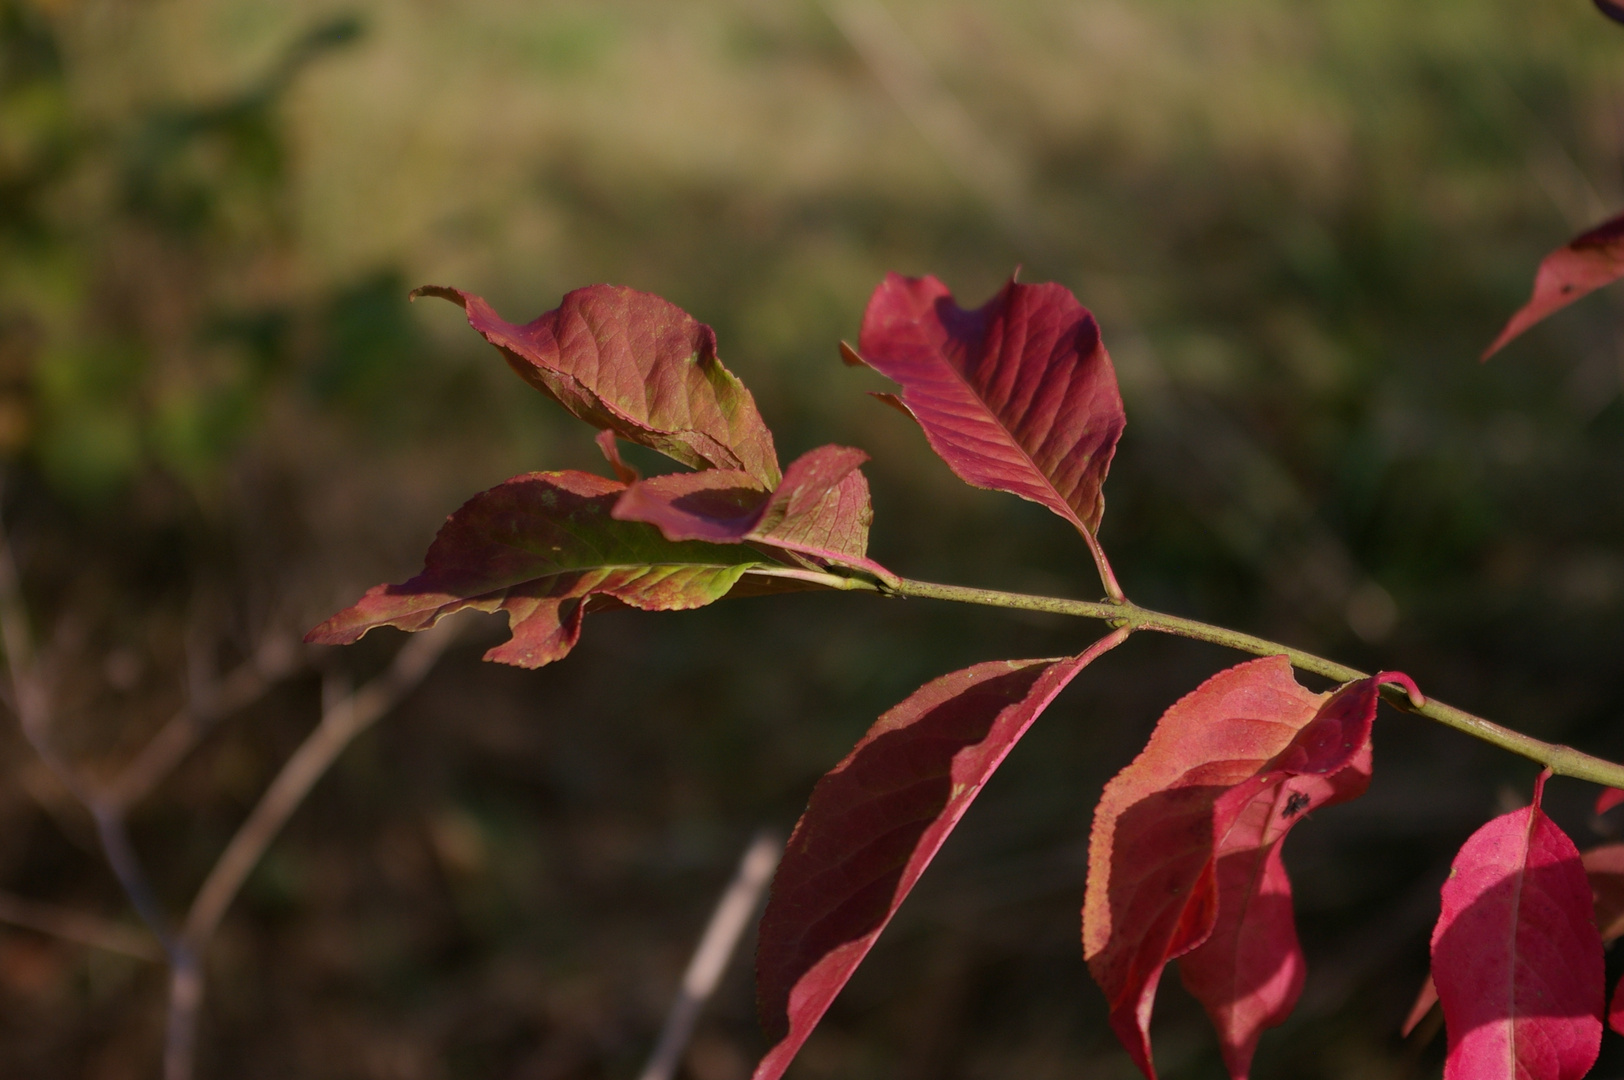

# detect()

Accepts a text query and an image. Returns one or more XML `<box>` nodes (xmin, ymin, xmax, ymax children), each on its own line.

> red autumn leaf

<box><xmin>1431</xmin><ymin>772</ymin><xmax>1604</xmax><ymax>1080</ymax></box>
<box><xmin>305</xmin><ymin>470</ymin><xmax>782</xmax><ymax>669</ymax></box>
<box><xmin>1595</xmin><ymin>787</ymin><xmax>1624</xmax><ymax>816</ymax></box>
<box><xmin>1084</xmin><ymin>661</ymin><xmax>1414</xmax><ymax>1080</ymax></box>
<box><xmin>1403</xmin><ymin>840</ymin><xmax>1624</xmax><ymax>1042</ymax></box>
<box><xmin>1482</xmin><ymin>211</ymin><xmax>1624</xmax><ymax>360</ymax></box>
<box><xmin>752</xmin><ymin>630</ymin><xmax>1129</xmax><ymax>1080</ymax></box>
<box><xmin>415</xmin><ymin>284</ymin><xmax>781</xmax><ymax>487</ymax></box>
<box><xmin>848</xmin><ymin>273</ymin><xmax>1126</xmax><ymax>593</ymax></box>
<box><xmin>612</xmin><ymin>445</ymin><xmax>895</xmax><ymax>583</ymax></box>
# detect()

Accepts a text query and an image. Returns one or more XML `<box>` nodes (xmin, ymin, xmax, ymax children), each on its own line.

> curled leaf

<box><xmin>850</xmin><ymin>273</ymin><xmax>1125</xmax><ymax>590</ymax></box>
<box><xmin>753</xmin><ymin>631</ymin><xmax>1128</xmax><ymax>1080</ymax></box>
<box><xmin>1483</xmin><ymin>212</ymin><xmax>1624</xmax><ymax>360</ymax></box>
<box><xmin>613</xmin><ymin>445</ymin><xmax>895</xmax><ymax>583</ymax></box>
<box><xmin>1431</xmin><ymin>773</ymin><xmax>1604</xmax><ymax>1080</ymax></box>
<box><xmin>1085</xmin><ymin>663</ymin><xmax>1409</xmax><ymax>1079</ymax></box>
<box><xmin>306</xmin><ymin>470</ymin><xmax>776</xmax><ymax>668</ymax></box>
<box><xmin>415</xmin><ymin>284</ymin><xmax>781</xmax><ymax>486</ymax></box>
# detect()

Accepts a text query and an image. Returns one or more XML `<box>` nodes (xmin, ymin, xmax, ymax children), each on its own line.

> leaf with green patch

<box><xmin>306</xmin><ymin>470</ymin><xmax>780</xmax><ymax>669</ymax></box>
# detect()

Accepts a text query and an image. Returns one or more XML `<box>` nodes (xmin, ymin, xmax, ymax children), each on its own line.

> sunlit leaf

<box><xmin>1085</xmin><ymin>662</ymin><xmax>1412</xmax><ymax>1079</ymax></box>
<box><xmin>849</xmin><ymin>273</ymin><xmax>1125</xmax><ymax>542</ymax></box>
<box><xmin>415</xmin><ymin>284</ymin><xmax>781</xmax><ymax>486</ymax></box>
<box><xmin>1483</xmin><ymin>212</ymin><xmax>1624</xmax><ymax>360</ymax></box>
<box><xmin>1431</xmin><ymin>773</ymin><xmax>1603</xmax><ymax>1080</ymax></box>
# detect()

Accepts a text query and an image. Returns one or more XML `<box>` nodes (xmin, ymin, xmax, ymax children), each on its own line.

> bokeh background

<box><xmin>5</xmin><ymin>0</ymin><xmax>1624</xmax><ymax>1076</ymax></box>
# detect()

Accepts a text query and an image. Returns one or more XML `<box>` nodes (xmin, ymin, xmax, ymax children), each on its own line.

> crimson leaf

<box><xmin>848</xmin><ymin>273</ymin><xmax>1126</xmax><ymax>594</ymax></box>
<box><xmin>415</xmin><ymin>284</ymin><xmax>781</xmax><ymax>487</ymax></box>
<box><xmin>306</xmin><ymin>470</ymin><xmax>783</xmax><ymax>669</ymax></box>
<box><xmin>1085</xmin><ymin>661</ymin><xmax>1413</xmax><ymax>1080</ymax></box>
<box><xmin>752</xmin><ymin>630</ymin><xmax>1128</xmax><ymax>1080</ymax></box>
<box><xmin>1431</xmin><ymin>772</ymin><xmax>1604</xmax><ymax>1080</ymax></box>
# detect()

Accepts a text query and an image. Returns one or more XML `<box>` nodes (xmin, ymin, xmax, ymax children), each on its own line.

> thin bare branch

<box><xmin>0</xmin><ymin>888</ymin><xmax>163</xmax><ymax>961</ymax></box>
<box><xmin>107</xmin><ymin>635</ymin><xmax>304</xmax><ymax>813</ymax></box>
<box><xmin>637</xmin><ymin>830</ymin><xmax>782</xmax><ymax>1080</ymax></box>
<box><xmin>0</xmin><ymin>493</ymin><xmax>180</xmax><ymax>958</ymax></box>
<box><xmin>161</xmin><ymin>620</ymin><xmax>461</xmax><ymax>1080</ymax></box>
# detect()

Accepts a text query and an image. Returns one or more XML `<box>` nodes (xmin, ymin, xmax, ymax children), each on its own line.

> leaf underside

<box><xmin>752</xmin><ymin>633</ymin><xmax>1125</xmax><ymax>1080</ymax></box>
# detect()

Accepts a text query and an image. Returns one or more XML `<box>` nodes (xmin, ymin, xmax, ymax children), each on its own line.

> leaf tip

<box><xmin>838</xmin><ymin>340</ymin><xmax>867</xmax><ymax>368</ymax></box>
<box><xmin>408</xmin><ymin>284</ymin><xmax>468</xmax><ymax>308</ymax></box>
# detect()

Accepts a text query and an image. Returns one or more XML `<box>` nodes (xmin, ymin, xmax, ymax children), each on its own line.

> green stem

<box><xmin>746</xmin><ymin>567</ymin><xmax>1624</xmax><ymax>789</ymax></box>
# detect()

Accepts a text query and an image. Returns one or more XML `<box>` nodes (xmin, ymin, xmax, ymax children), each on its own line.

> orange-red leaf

<box><xmin>1085</xmin><ymin>662</ymin><xmax>1411</xmax><ymax>1079</ymax></box>
<box><xmin>415</xmin><ymin>284</ymin><xmax>781</xmax><ymax>486</ymax></box>
<box><xmin>753</xmin><ymin>631</ymin><xmax>1128</xmax><ymax>1080</ymax></box>
<box><xmin>1483</xmin><ymin>212</ymin><xmax>1624</xmax><ymax>360</ymax></box>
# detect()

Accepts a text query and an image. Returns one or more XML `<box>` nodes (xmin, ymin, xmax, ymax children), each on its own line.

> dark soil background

<box><xmin>4</xmin><ymin>0</ymin><xmax>1624</xmax><ymax>1077</ymax></box>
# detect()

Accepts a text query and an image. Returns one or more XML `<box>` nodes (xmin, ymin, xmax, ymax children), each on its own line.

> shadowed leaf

<box><xmin>1085</xmin><ymin>663</ymin><xmax>1411</xmax><ymax>1079</ymax></box>
<box><xmin>1431</xmin><ymin>773</ymin><xmax>1603</xmax><ymax>1080</ymax></box>
<box><xmin>849</xmin><ymin>273</ymin><xmax>1125</xmax><ymax>544</ymax></box>
<box><xmin>1595</xmin><ymin>788</ymin><xmax>1624</xmax><ymax>816</ymax></box>
<box><xmin>306</xmin><ymin>470</ymin><xmax>780</xmax><ymax>668</ymax></box>
<box><xmin>1582</xmin><ymin>843</ymin><xmax>1624</xmax><ymax>942</ymax></box>
<box><xmin>1483</xmin><ymin>212</ymin><xmax>1624</xmax><ymax>360</ymax></box>
<box><xmin>1403</xmin><ymin>841</ymin><xmax>1624</xmax><ymax>1043</ymax></box>
<box><xmin>415</xmin><ymin>284</ymin><xmax>781</xmax><ymax>486</ymax></box>
<box><xmin>752</xmin><ymin>631</ymin><xmax>1128</xmax><ymax>1080</ymax></box>
<box><xmin>613</xmin><ymin>445</ymin><xmax>895</xmax><ymax>582</ymax></box>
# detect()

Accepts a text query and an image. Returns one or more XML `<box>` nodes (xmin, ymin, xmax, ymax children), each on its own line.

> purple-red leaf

<box><xmin>1085</xmin><ymin>663</ymin><xmax>1412</xmax><ymax>1080</ymax></box>
<box><xmin>850</xmin><ymin>273</ymin><xmax>1125</xmax><ymax>590</ymax></box>
<box><xmin>1431</xmin><ymin>773</ymin><xmax>1604</xmax><ymax>1080</ymax></box>
<box><xmin>1483</xmin><ymin>211</ymin><xmax>1624</xmax><ymax>360</ymax></box>
<box><xmin>753</xmin><ymin>630</ymin><xmax>1128</xmax><ymax>1080</ymax></box>
<box><xmin>1595</xmin><ymin>787</ymin><xmax>1624</xmax><ymax>816</ymax></box>
<box><xmin>612</xmin><ymin>445</ymin><xmax>895</xmax><ymax>582</ymax></box>
<box><xmin>305</xmin><ymin>470</ymin><xmax>777</xmax><ymax>669</ymax></box>
<box><xmin>415</xmin><ymin>284</ymin><xmax>781</xmax><ymax>487</ymax></box>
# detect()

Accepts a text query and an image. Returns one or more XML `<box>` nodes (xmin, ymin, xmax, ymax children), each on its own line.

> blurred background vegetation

<box><xmin>4</xmin><ymin>0</ymin><xmax>1624</xmax><ymax>1076</ymax></box>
